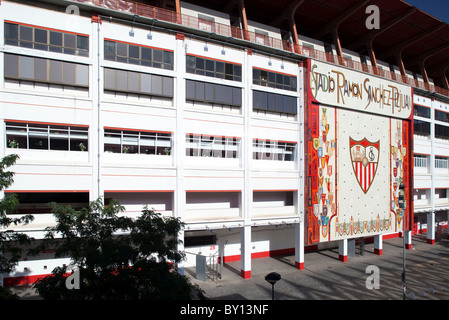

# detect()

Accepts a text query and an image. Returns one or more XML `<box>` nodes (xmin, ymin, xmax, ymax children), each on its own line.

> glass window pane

<box><xmin>77</xmin><ymin>35</ymin><xmax>89</xmax><ymax>54</ymax></box>
<box><xmin>19</xmin><ymin>56</ymin><xmax>34</xmax><ymax>79</ymax></box>
<box><xmin>128</xmin><ymin>70</ymin><xmax>140</xmax><ymax>92</ymax></box>
<box><xmin>260</xmin><ymin>91</ymin><xmax>268</xmax><ymax>110</ymax></box>
<box><xmin>205</xmin><ymin>82</ymin><xmax>214</xmax><ymax>102</ymax></box>
<box><xmin>186</xmin><ymin>80</ymin><xmax>195</xmax><ymax>100</ymax></box>
<box><xmin>49</xmin><ymin>60</ymin><xmax>63</xmax><ymax>82</ymax></box>
<box><xmin>153</xmin><ymin>49</ymin><xmax>163</xmax><ymax>62</ymax></box>
<box><xmin>142</xmin><ymin>47</ymin><xmax>151</xmax><ymax>61</ymax></box>
<box><xmin>116</xmin><ymin>70</ymin><xmax>128</xmax><ymax>91</ymax></box>
<box><xmin>104</xmin><ymin>40</ymin><xmax>116</xmax><ymax>60</ymax></box>
<box><xmin>233</xmin><ymin>87</ymin><xmax>241</xmax><ymax>105</ymax></box>
<box><xmin>215</xmin><ymin>84</ymin><xmax>226</xmax><ymax>104</ymax></box>
<box><xmin>195</xmin><ymin>81</ymin><xmax>204</xmax><ymax>100</ymax></box>
<box><xmin>104</xmin><ymin>68</ymin><xmax>116</xmax><ymax>90</ymax></box>
<box><xmin>5</xmin><ymin>23</ymin><xmax>19</xmax><ymax>45</ymax></box>
<box><xmin>50</xmin><ymin>31</ymin><xmax>63</xmax><ymax>46</ymax></box>
<box><xmin>151</xmin><ymin>74</ymin><xmax>163</xmax><ymax>95</ymax></box>
<box><xmin>162</xmin><ymin>77</ymin><xmax>173</xmax><ymax>97</ymax></box>
<box><xmin>34</xmin><ymin>58</ymin><xmax>48</xmax><ymax>82</ymax></box>
<box><xmin>253</xmin><ymin>91</ymin><xmax>260</xmax><ymax>109</ymax></box>
<box><xmin>64</xmin><ymin>33</ymin><xmax>76</xmax><ymax>48</ymax></box>
<box><xmin>128</xmin><ymin>45</ymin><xmax>140</xmax><ymax>59</ymax></box>
<box><xmin>76</xmin><ymin>64</ymin><xmax>89</xmax><ymax>87</ymax></box>
<box><xmin>4</xmin><ymin>54</ymin><xmax>19</xmax><ymax>78</ymax></box>
<box><xmin>34</xmin><ymin>28</ymin><xmax>47</xmax><ymax>44</ymax></box>
<box><xmin>63</xmin><ymin>62</ymin><xmax>76</xmax><ymax>84</ymax></box>
<box><xmin>186</xmin><ymin>55</ymin><xmax>195</xmax><ymax>73</ymax></box>
<box><xmin>19</xmin><ymin>25</ymin><xmax>33</xmax><ymax>41</ymax></box>
<box><xmin>116</xmin><ymin>42</ymin><xmax>127</xmax><ymax>57</ymax></box>
<box><xmin>141</xmin><ymin>73</ymin><xmax>152</xmax><ymax>94</ymax></box>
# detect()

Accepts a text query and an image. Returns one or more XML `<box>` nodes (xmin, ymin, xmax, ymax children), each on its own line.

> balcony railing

<box><xmin>73</xmin><ymin>0</ymin><xmax>449</xmax><ymax>98</ymax></box>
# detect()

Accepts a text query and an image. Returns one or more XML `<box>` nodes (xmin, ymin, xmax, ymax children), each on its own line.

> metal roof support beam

<box><xmin>419</xmin><ymin>60</ymin><xmax>429</xmax><ymax>84</ymax></box>
<box><xmin>238</xmin><ymin>0</ymin><xmax>250</xmax><ymax>41</ymax></box>
<box><xmin>312</xmin><ymin>0</ymin><xmax>371</xmax><ymax>39</ymax></box>
<box><xmin>270</xmin><ymin>0</ymin><xmax>306</xmax><ymax>26</ymax></box>
<box><xmin>440</xmin><ymin>69</ymin><xmax>449</xmax><ymax>89</ymax></box>
<box><xmin>396</xmin><ymin>52</ymin><xmax>407</xmax><ymax>80</ymax></box>
<box><xmin>332</xmin><ymin>28</ymin><xmax>343</xmax><ymax>58</ymax></box>
<box><xmin>378</xmin><ymin>23</ymin><xmax>445</xmax><ymax>60</ymax></box>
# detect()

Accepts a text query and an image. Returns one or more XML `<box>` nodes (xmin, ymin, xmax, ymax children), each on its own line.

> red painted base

<box><xmin>405</xmin><ymin>243</ymin><xmax>412</xmax><ymax>250</ymax></box>
<box><xmin>427</xmin><ymin>239</ymin><xmax>435</xmax><ymax>245</ymax></box>
<box><xmin>338</xmin><ymin>255</ymin><xmax>347</xmax><ymax>262</ymax></box>
<box><xmin>295</xmin><ymin>261</ymin><xmax>304</xmax><ymax>270</ymax></box>
<box><xmin>374</xmin><ymin>248</ymin><xmax>382</xmax><ymax>255</ymax></box>
<box><xmin>240</xmin><ymin>270</ymin><xmax>251</xmax><ymax>279</ymax></box>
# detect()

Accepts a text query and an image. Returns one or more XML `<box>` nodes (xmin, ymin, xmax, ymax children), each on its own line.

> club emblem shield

<box><xmin>350</xmin><ymin>137</ymin><xmax>380</xmax><ymax>193</ymax></box>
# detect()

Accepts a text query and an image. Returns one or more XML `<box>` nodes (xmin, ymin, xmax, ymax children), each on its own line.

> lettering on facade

<box><xmin>310</xmin><ymin>62</ymin><xmax>412</xmax><ymax>118</ymax></box>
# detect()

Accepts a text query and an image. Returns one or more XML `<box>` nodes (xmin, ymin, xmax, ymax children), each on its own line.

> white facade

<box><xmin>0</xmin><ymin>0</ymin><xmax>447</xmax><ymax>285</ymax></box>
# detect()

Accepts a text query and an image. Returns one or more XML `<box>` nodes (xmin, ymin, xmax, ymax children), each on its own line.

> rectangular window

<box><xmin>186</xmin><ymin>54</ymin><xmax>241</xmax><ymax>82</ymax></box>
<box><xmin>253</xmin><ymin>67</ymin><xmax>297</xmax><ymax>92</ymax></box>
<box><xmin>4</xmin><ymin>21</ymin><xmax>89</xmax><ymax>57</ymax></box>
<box><xmin>104</xmin><ymin>39</ymin><xmax>173</xmax><ymax>70</ymax></box>
<box><xmin>414</xmin><ymin>120</ymin><xmax>430</xmax><ymax>136</ymax></box>
<box><xmin>253</xmin><ymin>90</ymin><xmax>297</xmax><ymax>115</ymax></box>
<box><xmin>414</xmin><ymin>155</ymin><xmax>428</xmax><ymax>168</ymax></box>
<box><xmin>414</xmin><ymin>105</ymin><xmax>431</xmax><ymax>118</ymax></box>
<box><xmin>103</xmin><ymin>68</ymin><xmax>173</xmax><ymax>98</ymax></box>
<box><xmin>435</xmin><ymin>124</ymin><xmax>449</xmax><ymax>140</ymax></box>
<box><xmin>6</xmin><ymin>122</ymin><xmax>88</xmax><ymax>151</ymax></box>
<box><xmin>435</xmin><ymin>157</ymin><xmax>448</xmax><ymax>169</ymax></box>
<box><xmin>186</xmin><ymin>134</ymin><xmax>240</xmax><ymax>159</ymax></box>
<box><xmin>104</xmin><ymin>129</ymin><xmax>172</xmax><ymax>155</ymax></box>
<box><xmin>253</xmin><ymin>139</ymin><xmax>296</xmax><ymax>161</ymax></box>
<box><xmin>4</xmin><ymin>53</ymin><xmax>88</xmax><ymax>88</ymax></box>
<box><xmin>435</xmin><ymin>110</ymin><xmax>449</xmax><ymax>123</ymax></box>
<box><xmin>185</xmin><ymin>79</ymin><xmax>242</xmax><ymax>107</ymax></box>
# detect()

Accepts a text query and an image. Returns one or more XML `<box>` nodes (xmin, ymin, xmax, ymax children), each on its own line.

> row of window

<box><xmin>104</xmin><ymin>39</ymin><xmax>174</xmax><ymax>70</ymax></box>
<box><xmin>4</xmin><ymin>53</ymin><xmax>89</xmax><ymax>87</ymax></box>
<box><xmin>414</xmin><ymin>119</ymin><xmax>449</xmax><ymax>140</ymax></box>
<box><xmin>5</xmin><ymin>22</ymin><xmax>89</xmax><ymax>57</ymax></box>
<box><xmin>5</xmin><ymin>123</ymin><xmax>297</xmax><ymax>162</ymax></box>
<box><xmin>414</xmin><ymin>155</ymin><xmax>449</xmax><ymax>169</ymax></box>
<box><xmin>414</xmin><ymin>105</ymin><xmax>449</xmax><ymax>124</ymax></box>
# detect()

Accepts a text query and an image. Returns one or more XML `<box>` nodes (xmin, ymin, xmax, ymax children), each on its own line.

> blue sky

<box><xmin>404</xmin><ymin>0</ymin><xmax>449</xmax><ymax>24</ymax></box>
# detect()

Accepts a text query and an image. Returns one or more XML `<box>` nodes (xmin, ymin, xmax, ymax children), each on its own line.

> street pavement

<box><xmin>187</xmin><ymin>233</ymin><xmax>449</xmax><ymax>300</ymax></box>
<box><xmin>6</xmin><ymin>233</ymin><xmax>449</xmax><ymax>300</ymax></box>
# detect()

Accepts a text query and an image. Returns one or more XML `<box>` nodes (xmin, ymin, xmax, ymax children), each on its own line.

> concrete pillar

<box><xmin>374</xmin><ymin>234</ymin><xmax>383</xmax><ymax>255</ymax></box>
<box><xmin>405</xmin><ymin>230</ymin><xmax>412</xmax><ymax>249</ymax></box>
<box><xmin>240</xmin><ymin>225</ymin><xmax>251</xmax><ymax>279</ymax></box>
<box><xmin>338</xmin><ymin>239</ymin><xmax>348</xmax><ymax>262</ymax></box>
<box><xmin>427</xmin><ymin>211</ymin><xmax>436</xmax><ymax>244</ymax></box>
<box><xmin>294</xmin><ymin>221</ymin><xmax>304</xmax><ymax>269</ymax></box>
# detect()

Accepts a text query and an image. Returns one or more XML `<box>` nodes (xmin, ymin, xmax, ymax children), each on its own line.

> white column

<box><xmin>428</xmin><ymin>101</ymin><xmax>436</xmax><ymax>244</ymax></box>
<box><xmin>427</xmin><ymin>211</ymin><xmax>436</xmax><ymax>244</ymax></box>
<box><xmin>374</xmin><ymin>234</ymin><xmax>382</xmax><ymax>255</ymax></box>
<box><xmin>405</xmin><ymin>230</ymin><xmax>412</xmax><ymax>249</ymax></box>
<box><xmin>294</xmin><ymin>221</ymin><xmax>304</xmax><ymax>269</ymax></box>
<box><xmin>240</xmin><ymin>225</ymin><xmax>251</xmax><ymax>279</ymax></box>
<box><xmin>338</xmin><ymin>239</ymin><xmax>348</xmax><ymax>262</ymax></box>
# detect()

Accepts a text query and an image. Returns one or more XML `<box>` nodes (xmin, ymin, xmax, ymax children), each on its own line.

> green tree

<box><xmin>33</xmin><ymin>198</ymin><xmax>205</xmax><ymax>300</ymax></box>
<box><xmin>0</xmin><ymin>154</ymin><xmax>34</xmax><ymax>299</ymax></box>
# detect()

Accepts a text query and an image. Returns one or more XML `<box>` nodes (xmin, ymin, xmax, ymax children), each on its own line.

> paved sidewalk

<box><xmin>187</xmin><ymin>234</ymin><xmax>449</xmax><ymax>300</ymax></box>
<box><xmin>6</xmin><ymin>234</ymin><xmax>449</xmax><ymax>300</ymax></box>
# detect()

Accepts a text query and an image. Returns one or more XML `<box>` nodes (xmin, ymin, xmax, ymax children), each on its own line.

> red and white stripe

<box><xmin>353</xmin><ymin>162</ymin><xmax>377</xmax><ymax>192</ymax></box>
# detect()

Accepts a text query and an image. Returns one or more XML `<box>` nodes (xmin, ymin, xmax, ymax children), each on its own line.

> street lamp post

<box><xmin>265</xmin><ymin>272</ymin><xmax>281</xmax><ymax>300</ymax></box>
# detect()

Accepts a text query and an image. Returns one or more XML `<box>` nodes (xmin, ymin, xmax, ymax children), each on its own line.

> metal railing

<box><xmin>73</xmin><ymin>0</ymin><xmax>449</xmax><ymax>98</ymax></box>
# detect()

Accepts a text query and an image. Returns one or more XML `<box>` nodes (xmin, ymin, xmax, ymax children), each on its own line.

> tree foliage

<box><xmin>33</xmin><ymin>198</ymin><xmax>205</xmax><ymax>300</ymax></box>
<box><xmin>0</xmin><ymin>154</ymin><xmax>34</xmax><ymax>299</ymax></box>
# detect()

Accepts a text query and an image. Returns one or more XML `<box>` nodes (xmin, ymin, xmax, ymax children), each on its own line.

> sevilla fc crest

<box><xmin>350</xmin><ymin>137</ymin><xmax>380</xmax><ymax>193</ymax></box>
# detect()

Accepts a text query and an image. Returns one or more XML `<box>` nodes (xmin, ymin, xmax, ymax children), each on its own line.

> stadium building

<box><xmin>0</xmin><ymin>0</ymin><xmax>448</xmax><ymax>285</ymax></box>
